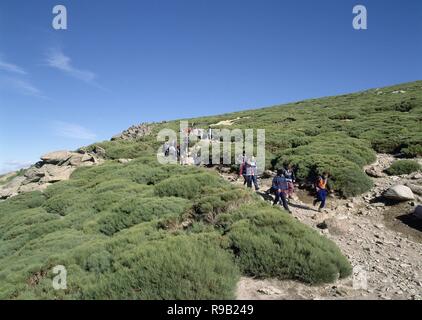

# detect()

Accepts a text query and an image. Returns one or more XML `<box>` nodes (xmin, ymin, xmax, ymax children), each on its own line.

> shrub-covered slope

<box><xmin>1</xmin><ymin>81</ymin><xmax>421</xmax><ymax>299</ymax></box>
<box><xmin>0</xmin><ymin>158</ymin><xmax>351</xmax><ymax>299</ymax></box>
<box><xmin>91</xmin><ymin>81</ymin><xmax>421</xmax><ymax>197</ymax></box>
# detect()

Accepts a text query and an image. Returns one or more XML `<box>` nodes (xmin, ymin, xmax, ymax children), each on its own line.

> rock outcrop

<box><xmin>0</xmin><ymin>149</ymin><xmax>104</xmax><ymax>200</ymax></box>
<box><xmin>111</xmin><ymin>123</ymin><xmax>152</xmax><ymax>141</ymax></box>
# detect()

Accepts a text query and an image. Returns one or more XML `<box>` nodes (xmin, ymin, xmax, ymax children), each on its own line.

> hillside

<box><xmin>0</xmin><ymin>81</ymin><xmax>421</xmax><ymax>299</ymax></box>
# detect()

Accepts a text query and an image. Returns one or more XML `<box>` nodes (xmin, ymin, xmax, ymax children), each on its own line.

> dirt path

<box><xmin>217</xmin><ymin>154</ymin><xmax>422</xmax><ymax>300</ymax></box>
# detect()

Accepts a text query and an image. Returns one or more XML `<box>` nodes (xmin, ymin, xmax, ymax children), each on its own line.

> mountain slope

<box><xmin>0</xmin><ymin>80</ymin><xmax>421</xmax><ymax>299</ymax></box>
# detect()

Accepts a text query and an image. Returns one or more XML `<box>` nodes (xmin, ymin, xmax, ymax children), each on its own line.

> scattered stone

<box><xmin>317</xmin><ymin>217</ymin><xmax>350</xmax><ymax>235</ymax></box>
<box><xmin>405</xmin><ymin>183</ymin><xmax>422</xmax><ymax>196</ymax></box>
<box><xmin>411</xmin><ymin>172</ymin><xmax>422</xmax><ymax>180</ymax></box>
<box><xmin>366</xmin><ymin>167</ymin><xmax>385</xmax><ymax>178</ymax></box>
<box><xmin>118</xmin><ymin>158</ymin><xmax>133</xmax><ymax>164</ymax></box>
<box><xmin>372</xmin><ymin>202</ymin><xmax>385</xmax><ymax>207</ymax></box>
<box><xmin>257</xmin><ymin>287</ymin><xmax>282</xmax><ymax>295</ymax></box>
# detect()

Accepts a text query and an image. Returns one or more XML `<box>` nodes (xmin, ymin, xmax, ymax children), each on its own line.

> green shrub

<box><xmin>401</xmin><ymin>145</ymin><xmax>422</xmax><ymax>158</ymax></box>
<box><xmin>386</xmin><ymin>160</ymin><xmax>421</xmax><ymax>176</ymax></box>
<box><xmin>155</xmin><ymin>172</ymin><xmax>224</xmax><ymax>199</ymax></box>
<box><xmin>226</xmin><ymin>205</ymin><xmax>352</xmax><ymax>284</ymax></box>
<box><xmin>82</xmin><ymin>235</ymin><xmax>240</xmax><ymax>299</ymax></box>
<box><xmin>98</xmin><ymin>197</ymin><xmax>190</xmax><ymax>235</ymax></box>
<box><xmin>193</xmin><ymin>188</ymin><xmax>253</xmax><ymax>223</ymax></box>
<box><xmin>0</xmin><ymin>192</ymin><xmax>45</xmax><ymax>215</ymax></box>
<box><xmin>83</xmin><ymin>250</ymin><xmax>114</xmax><ymax>274</ymax></box>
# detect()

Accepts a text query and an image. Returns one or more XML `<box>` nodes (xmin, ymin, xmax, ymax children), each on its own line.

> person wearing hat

<box><xmin>271</xmin><ymin>169</ymin><xmax>292</xmax><ymax>214</ymax></box>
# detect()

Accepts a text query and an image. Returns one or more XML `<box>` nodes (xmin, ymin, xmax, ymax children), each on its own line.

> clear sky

<box><xmin>0</xmin><ymin>0</ymin><xmax>421</xmax><ymax>174</ymax></box>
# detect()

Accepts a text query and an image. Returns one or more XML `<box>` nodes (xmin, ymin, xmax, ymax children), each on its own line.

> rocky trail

<box><xmin>217</xmin><ymin>154</ymin><xmax>422</xmax><ymax>300</ymax></box>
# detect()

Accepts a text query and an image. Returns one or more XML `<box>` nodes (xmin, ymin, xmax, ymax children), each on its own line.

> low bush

<box><xmin>226</xmin><ymin>205</ymin><xmax>352</xmax><ymax>284</ymax></box>
<box><xmin>386</xmin><ymin>160</ymin><xmax>421</xmax><ymax>176</ymax></box>
<box><xmin>193</xmin><ymin>188</ymin><xmax>252</xmax><ymax>223</ymax></box>
<box><xmin>82</xmin><ymin>235</ymin><xmax>240</xmax><ymax>299</ymax></box>
<box><xmin>401</xmin><ymin>145</ymin><xmax>422</xmax><ymax>158</ymax></box>
<box><xmin>98</xmin><ymin>197</ymin><xmax>190</xmax><ymax>235</ymax></box>
<box><xmin>154</xmin><ymin>172</ymin><xmax>224</xmax><ymax>199</ymax></box>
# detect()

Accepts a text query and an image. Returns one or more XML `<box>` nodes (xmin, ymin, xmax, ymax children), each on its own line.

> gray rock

<box><xmin>0</xmin><ymin>176</ymin><xmax>26</xmax><ymax>199</ymax></box>
<box><xmin>41</xmin><ymin>151</ymin><xmax>73</xmax><ymax>164</ymax></box>
<box><xmin>405</xmin><ymin>183</ymin><xmax>422</xmax><ymax>196</ymax></box>
<box><xmin>18</xmin><ymin>183</ymin><xmax>50</xmax><ymax>193</ymax></box>
<box><xmin>0</xmin><ymin>188</ymin><xmax>18</xmax><ymax>199</ymax></box>
<box><xmin>366</xmin><ymin>167</ymin><xmax>385</xmax><ymax>178</ymax></box>
<box><xmin>67</xmin><ymin>153</ymin><xmax>95</xmax><ymax>166</ymax></box>
<box><xmin>3</xmin><ymin>176</ymin><xmax>26</xmax><ymax>189</ymax></box>
<box><xmin>317</xmin><ymin>217</ymin><xmax>350</xmax><ymax>235</ymax></box>
<box><xmin>384</xmin><ymin>185</ymin><xmax>415</xmax><ymax>201</ymax></box>
<box><xmin>94</xmin><ymin>146</ymin><xmax>106</xmax><ymax>158</ymax></box>
<box><xmin>411</xmin><ymin>173</ymin><xmax>422</xmax><ymax>180</ymax></box>
<box><xmin>38</xmin><ymin>165</ymin><xmax>75</xmax><ymax>183</ymax></box>
<box><xmin>373</xmin><ymin>202</ymin><xmax>385</xmax><ymax>207</ymax></box>
<box><xmin>111</xmin><ymin>123</ymin><xmax>152</xmax><ymax>141</ymax></box>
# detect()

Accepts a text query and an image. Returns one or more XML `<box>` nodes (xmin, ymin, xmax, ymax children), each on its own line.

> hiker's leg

<box><xmin>288</xmin><ymin>182</ymin><xmax>294</xmax><ymax>197</ymax></box>
<box><xmin>246</xmin><ymin>175</ymin><xmax>252</xmax><ymax>188</ymax></box>
<box><xmin>243</xmin><ymin>175</ymin><xmax>247</xmax><ymax>185</ymax></box>
<box><xmin>319</xmin><ymin>190</ymin><xmax>327</xmax><ymax>209</ymax></box>
<box><xmin>280</xmin><ymin>192</ymin><xmax>290</xmax><ymax>212</ymax></box>
<box><xmin>252</xmin><ymin>176</ymin><xmax>259</xmax><ymax>190</ymax></box>
<box><xmin>273</xmin><ymin>190</ymin><xmax>280</xmax><ymax>205</ymax></box>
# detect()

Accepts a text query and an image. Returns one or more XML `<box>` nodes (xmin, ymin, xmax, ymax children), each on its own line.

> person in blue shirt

<box><xmin>272</xmin><ymin>169</ymin><xmax>292</xmax><ymax>214</ymax></box>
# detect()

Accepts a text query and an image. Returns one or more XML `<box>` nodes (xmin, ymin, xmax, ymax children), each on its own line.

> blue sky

<box><xmin>0</xmin><ymin>0</ymin><xmax>421</xmax><ymax>174</ymax></box>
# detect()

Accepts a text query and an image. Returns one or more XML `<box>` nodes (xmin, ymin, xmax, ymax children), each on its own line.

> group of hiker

<box><xmin>239</xmin><ymin>155</ymin><xmax>330</xmax><ymax>214</ymax></box>
<box><xmin>163</xmin><ymin>124</ymin><xmax>331</xmax><ymax>215</ymax></box>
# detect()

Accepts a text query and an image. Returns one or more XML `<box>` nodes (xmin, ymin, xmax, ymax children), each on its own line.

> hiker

<box><xmin>283</xmin><ymin>164</ymin><xmax>296</xmax><ymax>198</ymax></box>
<box><xmin>163</xmin><ymin>141</ymin><xmax>170</xmax><ymax>156</ymax></box>
<box><xmin>239</xmin><ymin>152</ymin><xmax>248</xmax><ymax>185</ymax></box>
<box><xmin>272</xmin><ymin>169</ymin><xmax>292</xmax><ymax>213</ymax></box>
<box><xmin>168</xmin><ymin>144</ymin><xmax>177</xmax><ymax>161</ymax></box>
<box><xmin>313</xmin><ymin>172</ymin><xmax>329</xmax><ymax>212</ymax></box>
<box><xmin>246</xmin><ymin>156</ymin><xmax>259</xmax><ymax>191</ymax></box>
<box><xmin>176</xmin><ymin>144</ymin><xmax>181</xmax><ymax>162</ymax></box>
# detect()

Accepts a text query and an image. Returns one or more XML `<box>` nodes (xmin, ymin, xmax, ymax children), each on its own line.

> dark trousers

<box><xmin>242</xmin><ymin>174</ymin><xmax>247</xmax><ymax>185</ymax></box>
<box><xmin>273</xmin><ymin>190</ymin><xmax>290</xmax><ymax>211</ymax></box>
<box><xmin>315</xmin><ymin>189</ymin><xmax>328</xmax><ymax>209</ymax></box>
<box><xmin>247</xmin><ymin>175</ymin><xmax>259</xmax><ymax>190</ymax></box>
